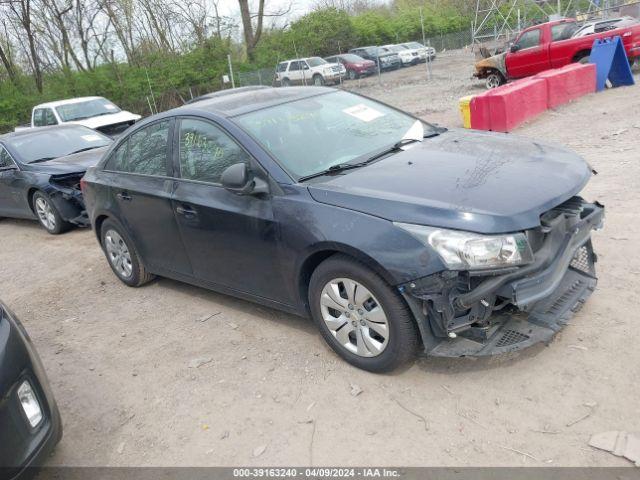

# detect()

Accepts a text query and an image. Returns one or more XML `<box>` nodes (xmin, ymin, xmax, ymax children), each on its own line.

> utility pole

<box><xmin>420</xmin><ymin>7</ymin><xmax>432</xmax><ymax>81</ymax></box>
<box><xmin>227</xmin><ymin>54</ymin><xmax>235</xmax><ymax>89</ymax></box>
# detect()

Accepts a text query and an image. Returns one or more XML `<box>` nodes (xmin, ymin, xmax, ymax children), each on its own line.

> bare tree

<box><xmin>238</xmin><ymin>0</ymin><xmax>290</xmax><ymax>61</ymax></box>
<box><xmin>7</xmin><ymin>0</ymin><xmax>43</xmax><ymax>91</ymax></box>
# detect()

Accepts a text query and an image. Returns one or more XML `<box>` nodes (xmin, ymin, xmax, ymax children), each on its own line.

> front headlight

<box><xmin>394</xmin><ymin>223</ymin><xmax>534</xmax><ymax>270</ymax></box>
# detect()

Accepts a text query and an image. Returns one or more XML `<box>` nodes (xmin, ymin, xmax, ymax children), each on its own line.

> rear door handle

<box><xmin>176</xmin><ymin>205</ymin><xmax>197</xmax><ymax>217</ymax></box>
<box><xmin>116</xmin><ymin>191</ymin><xmax>132</xmax><ymax>201</ymax></box>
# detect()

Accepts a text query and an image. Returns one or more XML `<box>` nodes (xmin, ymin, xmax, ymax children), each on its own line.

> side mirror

<box><xmin>221</xmin><ymin>163</ymin><xmax>269</xmax><ymax>196</ymax></box>
<box><xmin>510</xmin><ymin>44</ymin><xmax>520</xmax><ymax>53</ymax></box>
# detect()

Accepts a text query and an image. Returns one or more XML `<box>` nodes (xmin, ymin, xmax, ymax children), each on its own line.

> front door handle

<box><xmin>116</xmin><ymin>191</ymin><xmax>132</xmax><ymax>201</ymax></box>
<box><xmin>176</xmin><ymin>205</ymin><xmax>197</xmax><ymax>217</ymax></box>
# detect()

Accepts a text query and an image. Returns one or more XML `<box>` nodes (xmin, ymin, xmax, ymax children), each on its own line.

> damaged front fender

<box><xmin>400</xmin><ymin>198</ymin><xmax>604</xmax><ymax>357</ymax></box>
<box><xmin>474</xmin><ymin>52</ymin><xmax>508</xmax><ymax>79</ymax></box>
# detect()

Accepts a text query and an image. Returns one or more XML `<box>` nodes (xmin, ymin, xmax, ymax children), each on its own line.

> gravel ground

<box><xmin>1</xmin><ymin>51</ymin><xmax>639</xmax><ymax>467</ymax></box>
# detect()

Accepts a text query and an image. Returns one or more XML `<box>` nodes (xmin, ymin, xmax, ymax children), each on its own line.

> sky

<box><xmin>216</xmin><ymin>0</ymin><xmax>319</xmax><ymax>23</ymax></box>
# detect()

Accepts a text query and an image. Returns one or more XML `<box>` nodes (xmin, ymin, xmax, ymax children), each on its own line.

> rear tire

<box><xmin>100</xmin><ymin>218</ymin><xmax>154</xmax><ymax>287</ymax></box>
<box><xmin>348</xmin><ymin>69</ymin><xmax>357</xmax><ymax>80</ymax></box>
<box><xmin>308</xmin><ymin>254</ymin><xmax>418</xmax><ymax>372</ymax></box>
<box><xmin>32</xmin><ymin>191</ymin><xmax>71</xmax><ymax>235</ymax></box>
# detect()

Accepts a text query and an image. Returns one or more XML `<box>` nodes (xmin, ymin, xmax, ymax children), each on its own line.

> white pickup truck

<box><xmin>15</xmin><ymin>96</ymin><xmax>141</xmax><ymax>137</ymax></box>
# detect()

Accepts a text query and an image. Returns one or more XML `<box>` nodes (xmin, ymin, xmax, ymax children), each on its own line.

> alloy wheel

<box><xmin>104</xmin><ymin>229</ymin><xmax>133</xmax><ymax>278</ymax></box>
<box><xmin>319</xmin><ymin>278</ymin><xmax>389</xmax><ymax>357</ymax></box>
<box><xmin>35</xmin><ymin>197</ymin><xmax>56</xmax><ymax>231</ymax></box>
<box><xmin>486</xmin><ymin>73</ymin><xmax>502</xmax><ymax>89</ymax></box>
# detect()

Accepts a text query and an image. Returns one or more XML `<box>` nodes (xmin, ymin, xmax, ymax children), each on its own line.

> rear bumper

<box><xmin>402</xmin><ymin>199</ymin><xmax>604</xmax><ymax>357</ymax></box>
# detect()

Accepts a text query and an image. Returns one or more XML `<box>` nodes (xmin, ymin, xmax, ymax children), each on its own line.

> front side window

<box><xmin>106</xmin><ymin>121</ymin><xmax>169</xmax><ymax>175</ymax></box>
<box><xmin>0</xmin><ymin>146</ymin><xmax>15</xmax><ymax>168</ymax></box>
<box><xmin>178</xmin><ymin>118</ymin><xmax>250</xmax><ymax>184</ymax></box>
<box><xmin>516</xmin><ymin>29</ymin><xmax>541</xmax><ymax>49</ymax></box>
<box><xmin>235</xmin><ymin>90</ymin><xmax>434</xmax><ymax>180</ymax></box>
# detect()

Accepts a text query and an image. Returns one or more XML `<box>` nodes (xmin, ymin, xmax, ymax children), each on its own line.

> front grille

<box><xmin>496</xmin><ymin>329</ymin><xmax>530</xmax><ymax>347</ymax></box>
<box><xmin>570</xmin><ymin>245</ymin><xmax>595</xmax><ymax>275</ymax></box>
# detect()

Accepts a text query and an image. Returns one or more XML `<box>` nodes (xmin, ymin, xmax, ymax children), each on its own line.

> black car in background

<box><xmin>82</xmin><ymin>86</ymin><xmax>603</xmax><ymax>372</ymax></box>
<box><xmin>348</xmin><ymin>46</ymin><xmax>402</xmax><ymax>70</ymax></box>
<box><xmin>0</xmin><ymin>301</ymin><xmax>62</xmax><ymax>479</ymax></box>
<box><xmin>0</xmin><ymin>125</ymin><xmax>112</xmax><ymax>234</ymax></box>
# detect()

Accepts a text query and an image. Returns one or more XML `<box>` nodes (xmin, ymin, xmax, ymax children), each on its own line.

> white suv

<box><xmin>380</xmin><ymin>45</ymin><xmax>420</xmax><ymax>66</ymax></box>
<box><xmin>274</xmin><ymin>57</ymin><xmax>345</xmax><ymax>87</ymax></box>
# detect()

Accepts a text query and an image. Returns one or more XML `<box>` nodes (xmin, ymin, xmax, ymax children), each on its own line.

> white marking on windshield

<box><xmin>342</xmin><ymin>104</ymin><xmax>385</xmax><ymax>122</ymax></box>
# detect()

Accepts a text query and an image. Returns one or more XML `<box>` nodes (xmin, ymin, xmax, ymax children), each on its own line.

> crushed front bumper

<box><xmin>401</xmin><ymin>199</ymin><xmax>604</xmax><ymax>357</ymax></box>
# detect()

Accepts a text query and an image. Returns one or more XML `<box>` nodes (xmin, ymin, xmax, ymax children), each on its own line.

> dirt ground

<box><xmin>2</xmin><ymin>51</ymin><xmax>640</xmax><ymax>467</ymax></box>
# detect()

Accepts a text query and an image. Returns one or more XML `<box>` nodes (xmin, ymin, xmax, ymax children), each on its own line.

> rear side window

<box><xmin>551</xmin><ymin>23</ymin><xmax>578</xmax><ymax>41</ymax></box>
<box><xmin>33</xmin><ymin>109</ymin><xmax>45</xmax><ymax>127</ymax></box>
<box><xmin>105</xmin><ymin>121</ymin><xmax>169</xmax><ymax>176</ymax></box>
<box><xmin>276</xmin><ymin>62</ymin><xmax>288</xmax><ymax>72</ymax></box>
<box><xmin>44</xmin><ymin>109</ymin><xmax>57</xmax><ymax>125</ymax></box>
<box><xmin>178</xmin><ymin>118</ymin><xmax>250</xmax><ymax>184</ymax></box>
<box><xmin>33</xmin><ymin>109</ymin><xmax>57</xmax><ymax>126</ymax></box>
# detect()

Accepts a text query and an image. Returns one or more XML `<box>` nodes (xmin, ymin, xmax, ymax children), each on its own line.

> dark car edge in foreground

<box><xmin>0</xmin><ymin>301</ymin><xmax>62</xmax><ymax>480</ymax></box>
<box><xmin>82</xmin><ymin>86</ymin><xmax>604</xmax><ymax>372</ymax></box>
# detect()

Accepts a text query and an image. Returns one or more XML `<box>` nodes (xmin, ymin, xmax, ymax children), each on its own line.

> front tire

<box><xmin>313</xmin><ymin>74</ymin><xmax>325</xmax><ymax>86</ymax></box>
<box><xmin>348</xmin><ymin>69</ymin><xmax>357</xmax><ymax>80</ymax></box>
<box><xmin>308</xmin><ymin>254</ymin><xmax>418</xmax><ymax>372</ymax></box>
<box><xmin>485</xmin><ymin>71</ymin><xmax>505</xmax><ymax>89</ymax></box>
<box><xmin>32</xmin><ymin>191</ymin><xmax>71</xmax><ymax>235</ymax></box>
<box><xmin>100</xmin><ymin>219</ymin><xmax>154</xmax><ymax>287</ymax></box>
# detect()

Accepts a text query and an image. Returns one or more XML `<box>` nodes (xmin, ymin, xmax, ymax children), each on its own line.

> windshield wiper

<box><xmin>68</xmin><ymin>146</ymin><xmax>100</xmax><ymax>155</ymax></box>
<box><xmin>298</xmin><ymin>163</ymin><xmax>366</xmax><ymax>182</ymax></box>
<box><xmin>29</xmin><ymin>157</ymin><xmax>56</xmax><ymax>163</ymax></box>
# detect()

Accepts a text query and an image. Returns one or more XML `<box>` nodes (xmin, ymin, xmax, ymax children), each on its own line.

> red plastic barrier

<box><xmin>535</xmin><ymin>63</ymin><xmax>597</xmax><ymax>109</ymax></box>
<box><xmin>469</xmin><ymin>94</ymin><xmax>492</xmax><ymax>130</ymax></box>
<box><xmin>484</xmin><ymin>78</ymin><xmax>548</xmax><ymax>133</ymax></box>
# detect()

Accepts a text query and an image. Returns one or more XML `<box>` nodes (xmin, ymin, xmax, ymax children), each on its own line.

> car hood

<box><xmin>307</xmin><ymin>129</ymin><xmax>592</xmax><ymax>234</ymax></box>
<box><xmin>25</xmin><ymin>146</ymin><xmax>108</xmax><ymax>174</ymax></box>
<box><xmin>67</xmin><ymin>111</ymin><xmax>140</xmax><ymax>129</ymax></box>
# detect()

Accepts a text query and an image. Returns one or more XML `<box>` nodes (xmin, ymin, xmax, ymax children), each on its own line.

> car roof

<box><xmin>0</xmin><ymin>124</ymin><xmax>92</xmax><ymax>141</ymax></box>
<box><xmin>173</xmin><ymin>86</ymin><xmax>334</xmax><ymax>118</ymax></box>
<box><xmin>33</xmin><ymin>96</ymin><xmax>105</xmax><ymax>109</ymax></box>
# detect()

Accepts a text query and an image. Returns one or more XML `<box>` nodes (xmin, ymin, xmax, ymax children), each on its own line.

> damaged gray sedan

<box><xmin>82</xmin><ymin>87</ymin><xmax>603</xmax><ymax>372</ymax></box>
<box><xmin>0</xmin><ymin>125</ymin><xmax>111</xmax><ymax>234</ymax></box>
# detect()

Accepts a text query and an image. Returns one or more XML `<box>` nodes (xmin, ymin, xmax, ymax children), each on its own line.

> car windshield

<box><xmin>386</xmin><ymin>45</ymin><xmax>403</xmax><ymax>52</ymax></box>
<box><xmin>406</xmin><ymin>42</ymin><xmax>424</xmax><ymax>49</ymax></box>
<box><xmin>234</xmin><ymin>91</ymin><xmax>435</xmax><ymax>179</ymax></box>
<box><xmin>55</xmin><ymin>98</ymin><xmax>121</xmax><ymax>122</ymax></box>
<box><xmin>7</xmin><ymin>127</ymin><xmax>111</xmax><ymax>163</ymax></box>
<box><xmin>306</xmin><ymin>57</ymin><xmax>327</xmax><ymax>67</ymax></box>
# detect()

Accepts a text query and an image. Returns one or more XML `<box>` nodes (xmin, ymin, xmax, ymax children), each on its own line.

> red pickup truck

<box><xmin>475</xmin><ymin>18</ymin><xmax>640</xmax><ymax>88</ymax></box>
